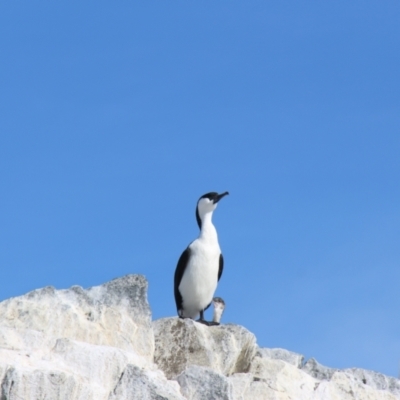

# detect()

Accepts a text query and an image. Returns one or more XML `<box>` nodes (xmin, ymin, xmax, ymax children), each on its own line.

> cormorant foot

<box><xmin>196</xmin><ymin>319</ymin><xmax>209</xmax><ymax>325</ymax></box>
<box><xmin>196</xmin><ymin>319</ymin><xmax>220</xmax><ymax>326</ymax></box>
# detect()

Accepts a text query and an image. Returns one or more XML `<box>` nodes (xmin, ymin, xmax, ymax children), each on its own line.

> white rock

<box><xmin>256</xmin><ymin>347</ymin><xmax>304</xmax><ymax>368</ymax></box>
<box><xmin>175</xmin><ymin>365</ymin><xmax>233</xmax><ymax>400</ymax></box>
<box><xmin>50</xmin><ymin>338</ymin><xmax>151</xmax><ymax>391</ymax></box>
<box><xmin>343</xmin><ymin>368</ymin><xmax>400</xmax><ymax>396</ymax></box>
<box><xmin>229</xmin><ymin>360</ymin><xmax>400</xmax><ymax>400</ymax></box>
<box><xmin>1</xmin><ymin>276</ymin><xmax>399</xmax><ymax>400</ymax></box>
<box><xmin>248</xmin><ymin>356</ymin><xmax>318</xmax><ymax>399</ymax></box>
<box><xmin>0</xmin><ymin>340</ymin><xmax>180</xmax><ymax>400</ymax></box>
<box><xmin>302</xmin><ymin>357</ymin><xmax>400</xmax><ymax>399</ymax></box>
<box><xmin>228</xmin><ymin>373</ymin><xmax>272</xmax><ymax>400</ymax></box>
<box><xmin>153</xmin><ymin>317</ymin><xmax>257</xmax><ymax>379</ymax></box>
<box><xmin>0</xmin><ymin>275</ymin><xmax>158</xmax><ymax>400</ymax></box>
<box><xmin>1</xmin><ymin>365</ymin><xmax>92</xmax><ymax>400</ymax></box>
<box><xmin>0</xmin><ymin>275</ymin><xmax>154</xmax><ymax>360</ymax></box>
<box><xmin>314</xmin><ymin>371</ymin><xmax>399</xmax><ymax>400</ymax></box>
<box><xmin>302</xmin><ymin>357</ymin><xmax>337</xmax><ymax>380</ymax></box>
<box><xmin>109</xmin><ymin>365</ymin><xmax>184</xmax><ymax>400</ymax></box>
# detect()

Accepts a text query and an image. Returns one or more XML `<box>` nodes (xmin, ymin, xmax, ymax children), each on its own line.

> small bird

<box><xmin>174</xmin><ymin>191</ymin><xmax>229</xmax><ymax>326</ymax></box>
<box><xmin>212</xmin><ymin>297</ymin><xmax>225</xmax><ymax>325</ymax></box>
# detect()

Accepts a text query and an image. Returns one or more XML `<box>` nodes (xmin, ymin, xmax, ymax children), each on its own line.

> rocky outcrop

<box><xmin>302</xmin><ymin>357</ymin><xmax>337</xmax><ymax>380</ymax></box>
<box><xmin>0</xmin><ymin>275</ymin><xmax>161</xmax><ymax>400</ymax></box>
<box><xmin>0</xmin><ymin>275</ymin><xmax>399</xmax><ymax>399</ymax></box>
<box><xmin>176</xmin><ymin>365</ymin><xmax>232</xmax><ymax>400</ymax></box>
<box><xmin>0</xmin><ymin>275</ymin><xmax>154</xmax><ymax>358</ymax></box>
<box><xmin>302</xmin><ymin>358</ymin><xmax>400</xmax><ymax>398</ymax></box>
<box><xmin>108</xmin><ymin>365</ymin><xmax>184</xmax><ymax>400</ymax></box>
<box><xmin>153</xmin><ymin>317</ymin><xmax>257</xmax><ymax>379</ymax></box>
<box><xmin>256</xmin><ymin>347</ymin><xmax>305</xmax><ymax>368</ymax></box>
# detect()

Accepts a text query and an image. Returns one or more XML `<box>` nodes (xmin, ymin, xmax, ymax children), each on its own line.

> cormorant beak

<box><xmin>213</xmin><ymin>191</ymin><xmax>229</xmax><ymax>204</ymax></box>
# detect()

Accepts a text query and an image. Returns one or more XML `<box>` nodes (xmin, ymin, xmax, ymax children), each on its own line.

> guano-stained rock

<box><xmin>0</xmin><ymin>275</ymin><xmax>158</xmax><ymax>400</ymax></box>
<box><xmin>175</xmin><ymin>365</ymin><xmax>232</xmax><ymax>400</ymax></box>
<box><xmin>0</xmin><ymin>275</ymin><xmax>154</xmax><ymax>360</ymax></box>
<box><xmin>153</xmin><ymin>317</ymin><xmax>257</xmax><ymax>379</ymax></box>
<box><xmin>314</xmin><ymin>371</ymin><xmax>399</xmax><ymax>400</ymax></box>
<box><xmin>302</xmin><ymin>357</ymin><xmax>400</xmax><ymax>398</ymax></box>
<box><xmin>343</xmin><ymin>368</ymin><xmax>400</xmax><ymax>396</ymax></box>
<box><xmin>108</xmin><ymin>365</ymin><xmax>184</xmax><ymax>400</ymax></box>
<box><xmin>228</xmin><ymin>372</ymin><xmax>271</xmax><ymax>400</ymax></box>
<box><xmin>302</xmin><ymin>357</ymin><xmax>338</xmax><ymax>381</ymax></box>
<box><xmin>248</xmin><ymin>354</ymin><xmax>318</xmax><ymax>399</ymax></box>
<box><xmin>256</xmin><ymin>347</ymin><xmax>304</xmax><ymax>368</ymax></box>
<box><xmin>1</xmin><ymin>275</ymin><xmax>400</xmax><ymax>400</ymax></box>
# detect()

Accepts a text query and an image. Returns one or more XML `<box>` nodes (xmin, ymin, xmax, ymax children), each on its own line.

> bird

<box><xmin>174</xmin><ymin>191</ymin><xmax>229</xmax><ymax>326</ymax></box>
<box><xmin>212</xmin><ymin>297</ymin><xmax>225</xmax><ymax>325</ymax></box>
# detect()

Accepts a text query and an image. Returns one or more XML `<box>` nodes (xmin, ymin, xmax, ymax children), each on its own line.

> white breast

<box><xmin>179</xmin><ymin>238</ymin><xmax>220</xmax><ymax>318</ymax></box>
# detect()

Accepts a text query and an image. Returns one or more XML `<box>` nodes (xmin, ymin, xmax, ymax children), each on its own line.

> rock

<box><xmin>248</xmin><ymin>355</ymin><xmax>318</xmax><ymax>399</ymax></box>
<box><xmin>1</xmin><ymin>276</ymin><xmax>400</xmax><ymax>400</ymax></box>
<box><xmin>302</xmin><ymin>357</ymin><xmax>338</xmax><ymax>380</ymax></box>
<box><xmin>302</xmin><ymin>358</ymin><xmax>400</xmax><ymax>399</ymax></box>
<box><xmin>0</xmin><ymin>365</ymin><xmax>91</xmax><ymax>400</ymax></box>
<box><xmin>343</xmin><ymin>368</ymin><xmax>400</xmax><ymax>396</ymax></box>
<box><xmin>153</xmin><ymin>317</ymin><xmax>257</xmax><ymax>379</ymax></box>
<box><xmin>0</xmin><ymin>276</ymin><xmax>159</xmax><ymax>400</ymax></box>
<box><xmin>229</xmin><ymin>363</ymin><xmax>400</xmax><ymax>400</ymax></box>
<box><xmin>228</xmin><ymin>373</ymin><xmax>271</xmax><ymax>400</ymax></box>
<box><xmin>0</xmin><ymin>275</ymin><xmax>154</xmax><ymax>360</ymax></box>
<box><xmin>109</xmin><ymin>365</ymin><xmax>184</xmax><ymax>400</ymax></box>
<box><xmin>175</xmin><ymin>365</ymin><xmax>232</xmax><ymax>400</ymax></box>
<box><xmin>314</xmin><ymin>371</ymin><xmax>399</xmax><ymax>400</ymax></box>
<box><xmin>388</xmin><ymin>377</ymin><xmax>400</xmax><ymax>397</ymax></box>
<box><xmin>256</xmin><ymin>347</ymin><xmax>304</xmax><ymax>368</ymax></box>
<box><xmin>0</xmin><ymin>335</ymin><xmax>154</xmax><ymax>399</ymax></box>
<box><xmin>50</xmin><ymin>338</ymin><xmax>151</xmax><ymax>391</ymax></box>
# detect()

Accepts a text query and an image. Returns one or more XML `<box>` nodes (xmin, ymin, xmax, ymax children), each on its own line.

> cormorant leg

<box><xmin>178</xmin><ymin>311</ymin><xmax>192</xmax><ymax>320</ymax></box>
<box><xmin>196</xmin><ymin>310</ymin><xmax>214</xmax><ymax>326</ymax></box>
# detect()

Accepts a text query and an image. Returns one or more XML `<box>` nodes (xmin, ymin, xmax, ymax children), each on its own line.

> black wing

<box><xmin>174</xmin><ymin>247</ymin><xmax>191</xmax><ymax>315</ymax></box>
<box><xmin>218</xmin><ymin>253</ymin><xmax>224</xmax><ymax>281</ymax></box>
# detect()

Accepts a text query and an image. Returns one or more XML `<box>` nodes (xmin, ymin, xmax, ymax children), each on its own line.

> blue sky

<box><xmin>1</xmin><ymin>1</ymin><xmax>399</xmax><ymax>377</ymax></box>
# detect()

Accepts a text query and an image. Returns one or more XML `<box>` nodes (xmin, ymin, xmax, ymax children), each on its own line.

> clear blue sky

<box><xmin>1</xmin><ymin>1</ymin><xmax>399</xmax><ymax>377</ymax></box>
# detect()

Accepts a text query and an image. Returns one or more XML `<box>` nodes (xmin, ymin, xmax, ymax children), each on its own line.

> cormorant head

<box><xmin>196</xmin><ymin>191</ymin><xmax>229</xmax><ymax>229</ymax></box>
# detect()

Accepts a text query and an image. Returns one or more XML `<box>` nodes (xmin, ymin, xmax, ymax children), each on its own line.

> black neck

<box><xmin>195</xmin><ymin>207</ymin><xmax>201</xmax><ymax>229</ymax></box>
